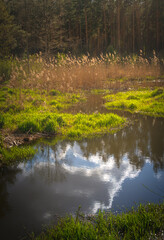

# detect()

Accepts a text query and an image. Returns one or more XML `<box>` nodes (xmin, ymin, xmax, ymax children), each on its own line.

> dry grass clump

<box><xmin>9</xmin><ymin>51</ymin><xmax>163</xmax><ymax>92</ymax></box>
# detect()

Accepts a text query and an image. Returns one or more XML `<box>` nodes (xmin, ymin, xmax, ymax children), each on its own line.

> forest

<box><xmin>0</xmin><ymin>0</ymin><xmax>164</xmax><ymax>57</ymax></box>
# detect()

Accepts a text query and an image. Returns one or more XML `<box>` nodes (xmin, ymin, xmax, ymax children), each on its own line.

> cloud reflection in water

<box><xmin>19</xmin><ymin>141</ymin><xmax>140</xmax><ymax>213</ymax></box>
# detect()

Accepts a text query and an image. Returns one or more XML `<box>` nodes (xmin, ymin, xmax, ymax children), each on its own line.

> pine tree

<box><xmin>0</xmin><ymin>0</ymin><xmax>22</xmax><ymax>57</ymax></box>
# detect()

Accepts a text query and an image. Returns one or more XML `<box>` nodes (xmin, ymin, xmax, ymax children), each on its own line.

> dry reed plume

<box><xmin>9</xmin><ymin>51</ymin><xmax>163</xmax><ymax>92</ymax></box>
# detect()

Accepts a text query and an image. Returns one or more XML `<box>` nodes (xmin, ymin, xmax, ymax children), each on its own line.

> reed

<box><xmin>8</xmin><ymin>51</ymin><xmax>163</xmax><ymax>92</ymax></box>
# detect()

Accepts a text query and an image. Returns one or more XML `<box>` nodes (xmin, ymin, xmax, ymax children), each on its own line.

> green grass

<box><xmin>0</xmin><ymin>87</ymin><xmax>126</xmax><ymax>137</ymax></box>
<box><xmin>64</xmin><ymin>113</ymin><xmax>125</xmax><ymax>139</ymax></box>
<box><xmin>0</xmin><ymin>87</ymin><xmax>126</xmax><ymax>165</ymax></box>
<box><xmin>0</xmin><ymin>113</ymin><xmax>4</xmax><ymax>128</ymax></box>
<box><xmin>91</xmin><ymin>89</ymin><xmax>110</xmax><ymax>95</ymax></box>
<box><xmin>31</xmin><ymin>202</ymin><xmax>164</xmax><ymax>240</ymax></box>
<box><xmin>3</xmin><ymin>112</ymin><xmax>125</xmax><ymax>139</ymax></box>
<box><xmin>104</xmin><ymin>88</ymin><xmax>164</xmax><ymax>117</ymax></box>
<box><xmin>0</xmin><ymin>87</ymin><xmax>86</xmax><ymax>114</ymax></box>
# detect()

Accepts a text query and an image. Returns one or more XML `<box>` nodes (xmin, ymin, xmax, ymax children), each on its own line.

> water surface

<box><xmin>0</xmin><ymin>116</ymin><xmax>164</xmax><ymax>240</ymax></box>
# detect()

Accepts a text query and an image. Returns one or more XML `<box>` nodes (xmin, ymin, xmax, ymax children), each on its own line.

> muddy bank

<box><xmin>1</xmin><ymin>129</ymin><xmax>56</xmax><ymax>148</ymax></box>
<box><xmin>1</xmin><ymin>83</ymin><xmax>164</xmax><ymax>151</ymax></box>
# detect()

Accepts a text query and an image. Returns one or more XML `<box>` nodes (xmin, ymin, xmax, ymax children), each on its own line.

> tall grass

<box><xmin>0</xmin><ymin>58</ymin><xmax>12</xmax><ymax>82</ymax></box>
<box><xmin>8</xmin><ymin>51</ymin><xmax>163</xmax><ymax>92</ymax></box>
<box><xmin>32</xmin><ymin>202</ymin><xmax>164</xmax><ymax>240</ymax></box>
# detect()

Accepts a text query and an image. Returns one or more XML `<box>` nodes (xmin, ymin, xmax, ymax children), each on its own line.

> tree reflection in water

<box><xmin>0</xmin><ymin>115</ymin><xmax>163</xmax><ymax>215</ymax></box>
<box><xmin>0</xmin><ymin>167</ymin><xmax>22</xmax><ymax>217</ymax></box>
<box><xmin>0</xmin><ymin>115</ymin><xmax>163</xmax><ymax>240</ymax></box>
<box><xmin>21</xmin><ymin>116</ymin><xmax>164</xmax><ymax>184</ymax></box>
<box><xmin>18</xmin><ymin>115</ymin><xmax>164</xmax><ymax>211</ymax></box>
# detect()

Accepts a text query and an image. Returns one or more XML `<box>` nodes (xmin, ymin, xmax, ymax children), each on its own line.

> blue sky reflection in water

<box><xmin>0</xmin><ymin>116</ymin><xmax>164</xmax><ymax>240</ymax></box>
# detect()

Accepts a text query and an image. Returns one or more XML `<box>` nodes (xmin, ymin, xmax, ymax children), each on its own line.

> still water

<box><xmin>0</xmin><ymin>116</ymin><xmax>164</xmax><ymax>240</ymax></box>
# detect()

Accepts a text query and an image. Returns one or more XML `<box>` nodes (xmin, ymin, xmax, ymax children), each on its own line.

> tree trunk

<box><xmin>117</xmin><ymin>0</ymin><xmax>121</xmax><ymax>51</ymax></box>
<box><xmin>103</xmin><ymin>3</ymin><xmax>107</xmax><ymax>48</ymax></box>
<box><xmin>84</xmin><ymin>8</ymin><xmax>88</xmax><ymax>51</ymax></box>
<box><xmin>156</xmin><ymin>0</ymin><xmax>159</xmax><ymax>51</ymax></box>
<box><xmin>132</xmin><ymin>1</ymin><xmax>135</xmax><ymax>53</ymax></box>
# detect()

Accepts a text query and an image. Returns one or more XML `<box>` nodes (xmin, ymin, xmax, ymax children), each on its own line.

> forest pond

<box><xmin>0</xmin><ymin>115</ymin><xmax>164</xmax><ymax>240</ymax></box>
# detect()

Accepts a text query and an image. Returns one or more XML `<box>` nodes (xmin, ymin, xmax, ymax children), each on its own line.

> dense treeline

<box><xmin>0</xmin><ymin>0</ymin><xmax>164</xmax><ymax>57</ymax></box>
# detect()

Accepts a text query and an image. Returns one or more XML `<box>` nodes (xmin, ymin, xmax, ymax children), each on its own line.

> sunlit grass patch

<box><xmin>0</xmin><ymin>86</ymin><xmax>126</xmax><ymax>142</ymax></box>
<box><xmin>0</xmin><ymin>111</ymin><xmax>126</xmax><ymax>166</ymax></box>
<box><xmin>0</xmin><ymin>87</ymin><xmax>86</xmax><ymax>117</ymax></box>
<box><xmin>64</xmin><ymin>113</ymin><xmax>126</xmax><ymax>139</ymax></box>
<box><xmin>104</xmin><ymin>88</ymin><xmax>164</xmax><ymax>117</ymax></box>
<box><xmin>3</xmin><ymin>111</ymin><xmax>126</xmax><ymax>139</ymax></box>
<box><xmin>142</xmin><ymin>102</ymin><xmax>164</xmax><ymax>116</ymax></box>
<box><xmin>15</xmin><ymin>113</ymin><xmax>66</xmax><ymax>134</ymax></box>
<box><xmin>32</xmin><ymin>202</ymin><xmax>164</xmax><ymax>240</ymax></box>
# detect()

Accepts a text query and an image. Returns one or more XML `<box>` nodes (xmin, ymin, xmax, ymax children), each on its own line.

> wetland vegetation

<box><xmin>0</xmin><ymin>86</ymin><xmax>127</xmax><ymax>166</ymax></box>
<box><xmin>32</xmin><ymin>203</ymin><xmax>164</xmax><ymax>240</ymax></box>
<box><xmin>0</xmin><ymin>52</ymin><xmax>163</xmax><ymax>239</ymax></box>
<box><xmin>104</xmin><ymin>88</ymin><xmax>164</xmax><ymax>117</ymax></box>
<box><xmin>0</xmin><ymin>0</ymin><xmax>164</xmax><ymax>238</ymax></box>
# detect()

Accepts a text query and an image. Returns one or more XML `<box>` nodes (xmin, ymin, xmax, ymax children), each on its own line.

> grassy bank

<box><xmin>0</xmin><ymin>112</ymin><xmax>126</xmax><ymax>166</ymax></box>
<box><xmin>0</xmin><ymin>87</ymin><xmax>125</xmax><ymax>137</ymax></box>
<box><xmin>0</xmin><ymin>87</ymin><xmax>86</xmax><ymax>114</ymax></box>
<box><xmin>1</xmin><ymin>86</ymin><xmax>164</xmax><ymax>165</ymax></box>
<box><xmin>104</xmin><ymin>88</ymin><xmax>164</xmax><ymax>117</ymax></box>
<box><xmin>31</xmin><ymin>202</ymin><xmax>164</xmax><ymax>240</ymax></box>
<box><xmin>0</xmin><ymin>51</ymin><xmax>163</xmax><ymax>165</ymax></box>
<box><xmin>0</xmin><ymin>87</ymin><xmax>126</xmax><ymax>165</ymax></box>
